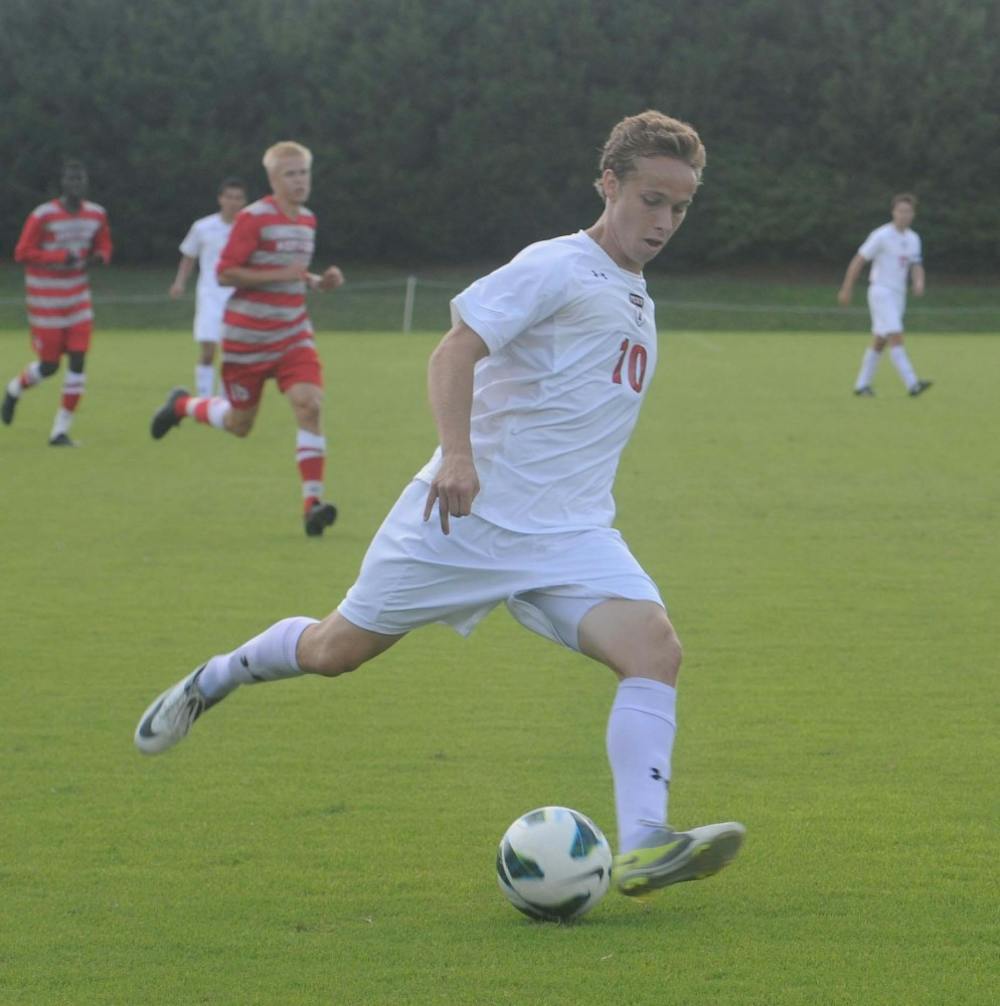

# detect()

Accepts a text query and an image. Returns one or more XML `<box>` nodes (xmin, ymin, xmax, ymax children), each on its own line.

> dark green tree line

<box><xmin>1</xmin><ymin>0</ymin><xmax>997</xmax><ymax>268</ymax></box>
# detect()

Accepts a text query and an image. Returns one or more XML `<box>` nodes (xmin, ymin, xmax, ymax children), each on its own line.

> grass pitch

<box><xmin>1</xmin><ymin>326</ymin><xmax>997</xmax><ymax>1005</ymax></box>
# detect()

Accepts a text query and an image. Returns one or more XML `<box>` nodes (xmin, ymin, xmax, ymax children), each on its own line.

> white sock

<box><xmin>9</xmin><ymin>362</ymin><xmax>44</xmax><ymax>397</ymax></box>
<box><xmin>50</xmin><ymin>407</ymin><xmax>74</xmax><ymax>438</ymax></box>
<box><xmin>207</xmin><ymin>397</ymin><xmax>231</xmax><ymax>429</ymax></box>
<box><xmin>606</xmin><ymin>677</ymin><xmax>677</xmax><ymax>852</ymax></box>
<box><xmin>296</xmin><ymin>429</ymin><xmax>327</xmax><ymax>501</ymax></box>
<box><xmin>855</xmin><ymin>347</ymin><xmax>882</xmax><ymax>389</ymax></box>
<box><xmin>195</xmin><ymin>364</ymin><xmax>215</xmax><ymax>398</ymax></box>
<box><xmin>889</xmin><ymin>345</ymin><xmax>919</xmax><ymax>389</ymax></box>
<box><xmin>197</xmin><ymin>616</ymin><xmax>318</xmax><ymax>700</ymax></box>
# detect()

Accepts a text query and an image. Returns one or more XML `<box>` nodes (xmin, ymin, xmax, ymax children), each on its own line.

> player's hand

<box><xmin>912</xmin><ymin>283</ymin><xmax>925</xmax><ymax>297</ymax></box>
<box><xmin>837</xmin><ymin>287</ymin><xmax>852</xmax><ymax>307</ymax></box>
<box><xmin>423</xmin><ymin>453</ymin><xmax>480</xmax><ymax>535</ymax></box>
<box><xmin>317</xmin><ymin>266</ymin><xmax>345</xmax><ymax>292</ymax></box>
<box><xmin>87</xmin><ymin>253</ymin><xmax>107</xmax><ymax>267</ymax></box>
<box><xmin>169</xmin><ymin>281</ymin><xmax>185</xmax><ymax>299</ymax></box>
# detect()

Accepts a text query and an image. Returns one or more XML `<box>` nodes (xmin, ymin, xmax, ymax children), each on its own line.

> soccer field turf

<box><xmin>1</xmin><ymin>328</ymin><xmax>997</xmax><ymax>1005</ymax></box>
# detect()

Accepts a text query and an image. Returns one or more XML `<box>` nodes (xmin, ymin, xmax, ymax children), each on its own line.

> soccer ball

<box><xmin>496</xmin><ymin>806</ymin><xmax>613</xmax><ymax>922</ymax></box>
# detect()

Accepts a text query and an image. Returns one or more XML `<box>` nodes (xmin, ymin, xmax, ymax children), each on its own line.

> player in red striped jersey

<box><xmin>2</xmin><ymin>161</ymin><xmax>112</xmax><ymax>445</ymax></box>
<box><xmin>150</xmin><ymin>142</ymin><xmax>344</xmax><ymax>536</ymax></box>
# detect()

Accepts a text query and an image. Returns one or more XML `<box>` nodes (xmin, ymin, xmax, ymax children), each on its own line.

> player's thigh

<box><xmin>65</xmin><ymin>322</ymin><xmax>92</xmax><ymax>355</ymax></box>
<box><xmin>577</xmin><ymin>599</ymin><xmax>681</xmax><ymax>684</ymax></box>
<box><xmin>30</xmin><ymin>327</ymin><xmax>66</xmax><ymax>363</ymax></box>
<box><xmin>298</xmin><ymin>609</ymin><xmax>405</xmax><ymax>677</ymax></box>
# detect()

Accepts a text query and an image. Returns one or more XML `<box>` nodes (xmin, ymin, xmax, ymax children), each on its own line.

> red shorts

<box><xmin>221</xmin><ymin>344</ymin><xmax>323</xmax><ymax>410</ymax></box>
<box><xmin>31</xmin><ymin>323</ymin><xmax>92</xmax><ymax>362</ymax></box>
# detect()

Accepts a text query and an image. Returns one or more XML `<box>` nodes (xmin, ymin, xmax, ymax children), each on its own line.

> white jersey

<box><xmin>416</xmin><ymin>231</ymin><xmax>658</xmax><ymax>533</ymax></box>
<box><xmin>179</xmin><ymin>212</ymin><xmax>235</xmax><ymax>303</ymax></box>
<box><xmin>858</xmin><ymin>223</ymin><xmax>922</xmax><ymax>295</ymax></box>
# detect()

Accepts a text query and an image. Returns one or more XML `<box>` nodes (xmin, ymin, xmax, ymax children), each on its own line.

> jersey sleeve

<box><xmin>216</xmin><ymin>212</ymin><xmax>259</xmax><ymax>276</ymax></box>
<box><xmin>13</xmin><ymin>211</ymin><xmax>73</xmax><ymax>266</ymax></box>
<box><xmin>450</xmin><ymin>243</ymin><xmax>571</xmax><ymax>353</ymax></box>
<box><xmin>857</xmin><ymin>228</ymin><xmax>882</xmax><ymax>261</ymax></box>
<box><xmin>179</xmin><ymin>221</ymin><xmax>201</xmax><ymax>258</ymax></box>
<box><xmin>91</xmin><ymin>212</ymin><xmax>113</xmax><ymax>264</ymax></box>
<box><xmin>911</xmin><ymin>234</ymin><xmax>923</xmax><ymax>265</ymax></box>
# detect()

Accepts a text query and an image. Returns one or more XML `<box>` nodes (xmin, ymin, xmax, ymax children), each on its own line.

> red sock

<box><xmin>173</xmin><ymin>393</ymin><xmax>192</xmax><ymax>418</ymax></box>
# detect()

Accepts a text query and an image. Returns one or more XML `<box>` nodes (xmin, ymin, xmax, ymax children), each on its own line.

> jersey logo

<box><xmin>590</xmin><ymin>269</ymin><xmax>608</xmax><ymax>280</ymax></box>
<box><xmin>629</xmin><ymin>292</ymin><xmax>645</xmax><ymax>325</ymax></box>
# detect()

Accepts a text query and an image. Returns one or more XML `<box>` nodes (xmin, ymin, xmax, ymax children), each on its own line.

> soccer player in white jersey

<box><xmin>838</xmin><ymin>193</ymin><xmax>932</xmax><ymax>397</ymax></box>
<box><xmin>135</xmin><ymin>111</ymin><xmax>745</xmax><ymax>898</ymax></box>
<box><xmin>169</xmin><ymin>178</ymin><xmax>248</xmax><ymax>396</ymax></box>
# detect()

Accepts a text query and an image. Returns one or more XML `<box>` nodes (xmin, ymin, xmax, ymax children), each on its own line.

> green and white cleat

<box><xmin>614</xmin><ymin>821</ymin><xmax>746</xmax><ymax>896</ymax></box>
<box><xmin>134</xmin><ymin>665</ymin><xmax>219</xmax><ymax>755</ymax></box>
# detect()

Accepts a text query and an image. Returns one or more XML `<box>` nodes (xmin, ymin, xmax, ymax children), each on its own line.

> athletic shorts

<box><xmin>868</xmin><ymin>285</ymin><xmax>905</xmax><ymax>336</ymax></box>
<box><xmin>338</xmin><ymin>480</ymin><xmax>664</xmax><ymax>650</ymax></box>
<box><xmin>31</xmin><ymin>323</ymin><xmax>92</xmax><ymax>362</ymax></box>
<box><xmin>193</xmin><ymin>293</ymin><xmax>230</xmax><ymax>344</ymax></box>
<box><xmin>221</xmin><ymin>344</ymin><xmax>323</xmax><ymax>410</ymax></box>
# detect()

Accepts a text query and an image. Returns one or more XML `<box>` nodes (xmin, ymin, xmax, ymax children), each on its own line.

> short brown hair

<box><xmin>594</xmin><ymin>111</ymin><xmax>706</xmax><ymax>198</ymax></box>
<box><xmin>891</xmin><ymin>192</ymin><xmax>917</xmax><ymax>209</ymax></box>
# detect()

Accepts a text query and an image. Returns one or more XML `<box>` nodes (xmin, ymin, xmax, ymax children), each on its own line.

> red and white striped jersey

<box><xmin>217</xmin><ymin>196</ymin><xmax>316</xmax><ymax>366</ymax></box>
<box><xmin>14</xmin><ymin>199</ymin><xmax>112</xmax><ymax>330</ymax></box>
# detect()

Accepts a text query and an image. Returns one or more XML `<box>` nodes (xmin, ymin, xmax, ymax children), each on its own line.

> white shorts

<box><xmin>338</xmin><ymin>480</ymin><xmax>664</xmax><ymax>650</ymax></box>
<box><xmin>193</xmin><ymin>292</ymin><xmax>231</xmax><ymax>344</ymax></box>
<box><xmin>867</xmin><ymin>285</ymin><xmax>905</xmax><ymax>336</ymax></box>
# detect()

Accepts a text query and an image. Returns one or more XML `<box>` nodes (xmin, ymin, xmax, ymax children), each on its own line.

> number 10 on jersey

<box><xmin>611</xmin><ymin>338</ymin><xmax>648</xmax><ymax>392</ymax></box>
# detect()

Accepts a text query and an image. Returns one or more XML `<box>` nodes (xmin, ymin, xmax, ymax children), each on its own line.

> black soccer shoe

<box><xmin>304</xmin><ymin>501</ymin><xmax>338</xmax><ymax>537</ymax></box>
<box><xmin>853</xmin><ymin>386</ymin><xmax>875</xmax><ymax>397</ymax></box>
<box><xmin>49</xmin><ymin>432</ymin><xmax>78</xmax><ymax>447</ymax></box>
<box><xmin>151</xmin><ymin>387</ymin><xmax>189</xmax><ymax>439</ymax></box>
<box><xmin>908</xmin><ymin>380</ymin><xmax>933</xmax><ymax>397</ymax></box>
<box><xmin>2</xmin><ymin>390</ymin><xmax>19</xmax><ymax>425</ymax></box>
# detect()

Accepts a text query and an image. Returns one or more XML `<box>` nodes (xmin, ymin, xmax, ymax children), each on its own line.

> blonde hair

<box><xmin>262</xmin><ymin>141</ymin><xmax>313</xmax><ymax>174</ymax></box>
<box><xmin>891</xmin><ymin>192</ymin><xmax>917</xmax><ymax>210</ymax></box>
<box><xmin>594</xmin><ymin>111</ymin><xmax>706</xmax><ymax>198</ymax></box>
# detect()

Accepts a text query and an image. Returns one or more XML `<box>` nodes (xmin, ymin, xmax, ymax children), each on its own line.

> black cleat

<box><xmin>49</xmin><ymin>432</ymin><xmax>79</xmax><ymax>446</ymax></box>
<box><xmin>2</xmin><ymin>390</ymin><xmax>18</xmax><ymax>425</ymax></box>
<box><xmin>151</xmin><ymin>387</ymin><xmax>189</xmax><ymax>439</ymax></box>
<box><xmin>853</xmin><ymin>386</ymin><xmax>875</xmax><ymax>397</ymax></box>
<box><xmin>908</xmin><ymin>380</ymin><xmax>933</xmax><ymax>397</ymax></box>
<box><xmin>304</xmin><ymin>501</ymin><xmax>338</xmax><ymax>537</ymax></box>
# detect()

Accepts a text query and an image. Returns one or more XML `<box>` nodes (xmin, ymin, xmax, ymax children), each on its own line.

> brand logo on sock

<box><xmin>239</xmin><ymin>655</ymin><xmax>249</xmax><ymax>668</ymax></box>
<box><xmin>650</xmin><ymin>767</ymin><xmax>670</xmax><ymax>788</ymax></box>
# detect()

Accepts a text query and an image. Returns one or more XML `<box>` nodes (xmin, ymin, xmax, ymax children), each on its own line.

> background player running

<box><xmin>2</xmin><ymin>160</ymin><xmax>112</xmax><ymax>445</ymax></box>
<box><xmin>150</xmin><ymin>142</ymin><xmax>344</xmax><ymax>537</ymax></box>
<box><xmin>839</xmin><ymin>193</ymin><xmax>932</xmax><ymax>397</ymax></box>
<box><xmin>169</xmin><ymin>178</ymin><xmax>249</xmax><ymax>397</ymax></box>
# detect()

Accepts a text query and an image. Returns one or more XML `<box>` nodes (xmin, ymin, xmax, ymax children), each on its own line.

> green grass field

<box><xmin>1</xmin><ymin>324</ymin><xmax>998</xmax><ymax>1005</ymax></box>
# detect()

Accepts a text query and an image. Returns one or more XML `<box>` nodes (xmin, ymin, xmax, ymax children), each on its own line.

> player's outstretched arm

<box><xmin>911</xmin><ymin>264</ymin><xmax>925</xmax><ymax>297</ymax></box>
<box><xmin>308</xmin><ymin>265</ymin><xmax>344</xmax><ymax>292</ymax></box>
<box><xmin>423</xmin><ymin>322</ymin><xmax>489</xmax><ymax>534</ymax></box>
<box><xmin>838</xmin><ymin>253</ymin><xmax>866</xmax><ymax>306</ymax></box>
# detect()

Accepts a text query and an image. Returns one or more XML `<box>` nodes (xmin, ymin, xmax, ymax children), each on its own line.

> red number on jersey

<box><xmin>611</xmin><ymin>338</ymin><xmax>647</xmax><ymax>392</ymax></box>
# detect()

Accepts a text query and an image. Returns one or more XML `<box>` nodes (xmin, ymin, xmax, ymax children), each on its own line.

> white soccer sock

<box><xmin>9</xmin><ymin>362</ymin><xmax>44</xmax><ymax>397</ymax></box>
<box><xmin>197</xmin><ymin>616</ymin><xmax>319</xmax><ymax>700</ymax></box>
<box><xmin>195</xmin><ymin>364</ymin><xmax>215</xmax><ymax>398</ymax></box>
<box><xmin>855</xmin><ymin>347</ymin><xmax>882</xmax><ymax>389</ymax></box>
<box><xmin>606</xmin><ymin>677</ymin><xmax>677</xmax><ymax>852</ymax></box>
<box><xmin>50</xmin><ymin>407</ymin><xmax>74</xmax><ymax>438</ymax></box>
<box><xmin>889</xmin><ymin>345</ymin><xmax>919</xmax><ymax>389</ymax></box>
<box><xmin>296</xmin><ymin>429</ymin><xmax>327</xmax><ymax>501</ymax></box>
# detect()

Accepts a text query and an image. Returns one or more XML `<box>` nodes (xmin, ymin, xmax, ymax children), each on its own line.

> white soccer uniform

<box><xmin>858</xmin><ymin>223</ymin><xmax>922</xmax><ymax>336</ymax></box>
<box><xmin>179</xmin><ymin>213</ymin><xmax>235</xmax><ymax>343</ymax></box>
<box><xmin>339</xmin><ymin>231</ymin><xmax>664</xmax><ymax>647</ymax></box>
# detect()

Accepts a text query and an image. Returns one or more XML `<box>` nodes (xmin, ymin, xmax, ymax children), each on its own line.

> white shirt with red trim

<box><xmin>416</xmin><ymin>231</ymin><xmax>658</xmax><ymax>533</ymax></box>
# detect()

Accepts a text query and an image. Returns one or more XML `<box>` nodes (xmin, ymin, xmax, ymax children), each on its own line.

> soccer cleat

<box><xmin>49</xmin><ymin>432</ymin><xmax>78</xmax><ymax>446</ymax></box>
<box><xmin>1</xmin><ymin>391</ymin><xmax>17</xmax><ymax>425</ymax></box>
<box><xmin>150</xmin><ymin>387</ymin><xmax>189</xmax><ymax>439</ymax></box>
<box><xmin>134</xmin><ymin>665</ymin><xmax>219</xmax><ymax>755</ymax></box>
<box><xmin>304</xmin><ymin>501</ymin><xmax>338</xmax><ymax>537</ymax></box>
<box><xmin>908</xmin><ymin>379</ymin><xmax>933</xmax><ymax>397</ymax></box>
<box><xmin>853</xmin><ymin>386</ymin><xmax>875</xmax><ymax>397</ymax></box>
<box><xmin>614</xmin><ymin>821</ymin><xmax>746</xmax><ymax>896</ymax></box>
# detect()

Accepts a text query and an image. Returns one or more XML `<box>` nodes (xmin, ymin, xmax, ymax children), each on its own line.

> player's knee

<box><xmin>39</xmin><ymin>360</ymin><xmax>59</xmax><ymax>378</ymax></box>
<box><xmin>226</xmin><ymin>413</ymin><xmax>254</xmax><ymax>438</ymax></box>
<box><xmin>628</xmin><ymin>611</ymin><xmax>682</xmax><ymax>682</ymax></box>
